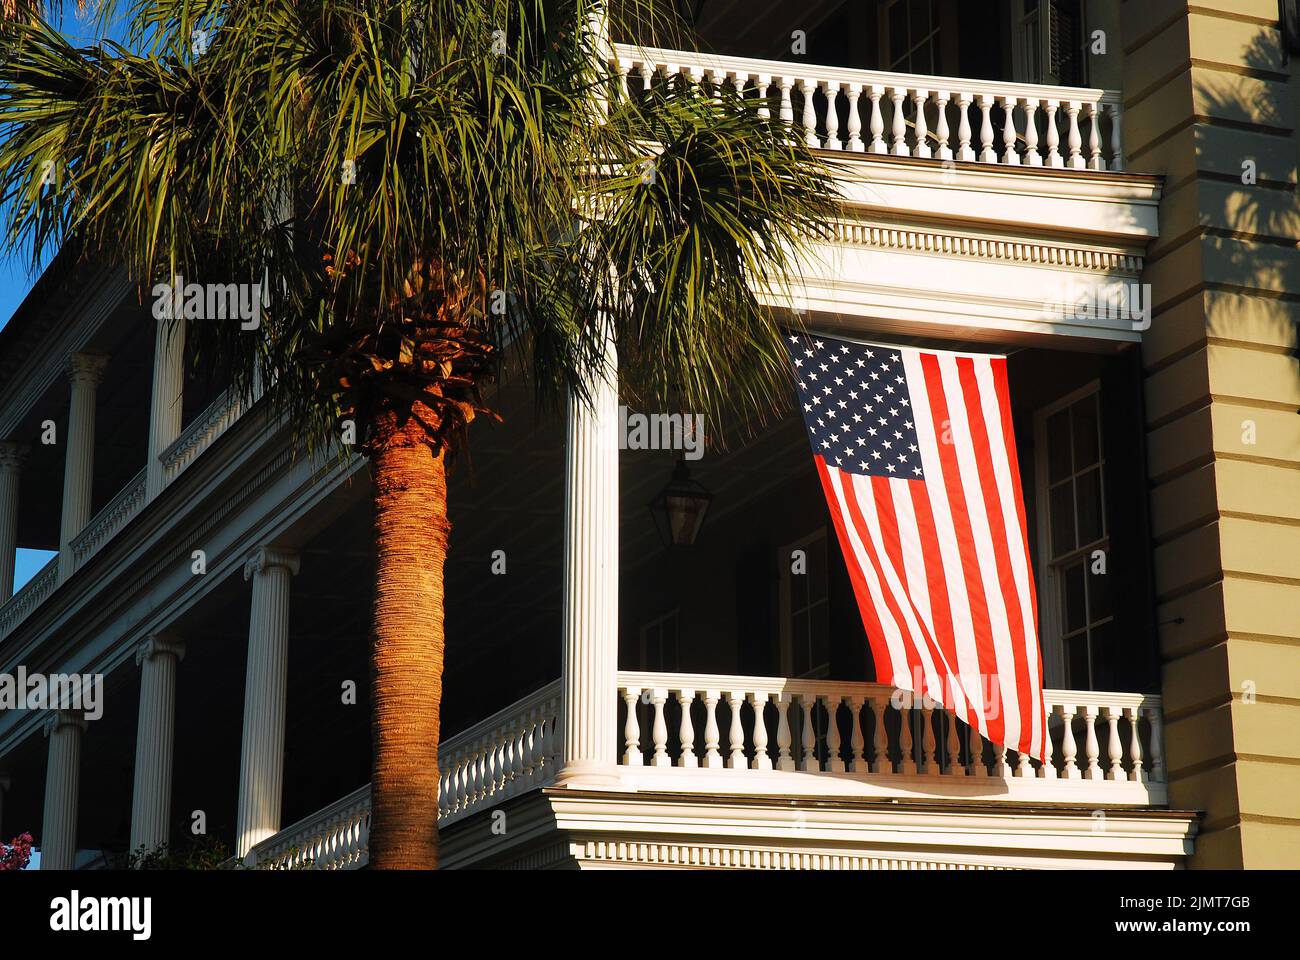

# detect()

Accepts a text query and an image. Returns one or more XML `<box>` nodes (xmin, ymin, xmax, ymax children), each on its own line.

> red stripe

<box><xmin>956</xmin><ymin>357</ymin><xmax>1034</xmax><ymax>756</ymax></box>
<box><xmin>991</xmin><ymin>357</ymin><xmax>1048</xmax><ymax>759</ymax></box>
<box><xmin>837</xmin><ymin>472</ymin><xmax>926</xmax><ymax>688</ymax></box>
<box><xmin>871</xmin><ymin>476</ymin><xmax>952</xmax><ymax>706</ymax></box>
<box><xmin>919</xmin><ymin>353</ymin><xmax>1005</xmax><ymax>747</ymax></box>
<box><xmin>907</xmin><ymin>481</ymin><xmax>962</xmax><ymax>708</ymax></box>
<box><xmin>813</xmin><ymin>458</ymin><xmax>895</xmax><ymax>680</ymax></box>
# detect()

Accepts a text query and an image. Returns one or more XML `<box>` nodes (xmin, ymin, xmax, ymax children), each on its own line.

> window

<box><xmin>1034</xmin><ymin>384</ymin><xmax>1113</xmax><ymax>689</ymax></box>
<box><xmin>779</xmin><ymin>529</ymin><xmax>830</xmax><ymax>679</ymax></box>
<box><xmin>881</xmin><ymin>0</ymin><xmax>942</xmax><ymax>75</ymax></box>
<box><xmin>1013</xmin><ymin>0</ymin><xmax>1086</xmax><ymax>86</ymax></box>
<box><xmin>639</xmin><ymin>609</ymin><xmax>680</xmax><ymax>672</ymax></box>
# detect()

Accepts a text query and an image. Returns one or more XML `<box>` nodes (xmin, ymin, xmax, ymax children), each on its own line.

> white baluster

<box><xmin>677</xmin><ymin>689</ymin><xmax>697</xmax><ymax>768</ymax></box>
<box><xmin>899</xmin><ymin>702</ymin><xmax>918</xmax><ymax>775</ymax></box>
<box><xmin>778</xmin><ymin>78</ymin><xmax>795</xmax><ymax>143</ymax></box>
<box><xmin>1087</xmin><ymin>102</ymin><xmax>1104</xmax><ymax>170</ymax></box>
<box><xmin>946</xmin><ymin>711</ymin><xmax>963</xmax><ymax>776</ymax></box>
<box><xmin>703</xmin><ymin>691</ymin><xmax>723</xmax><ymax>768</ymax></box>
<box><xmin>868</xmin><ymin>86</ymin><xmax>887</xmax><ymax>153</ymax></box>
<box><xmin>826</xmin><ymin>697</ymin><xmax>845</xmax><ymax>772</ymax></box>
<box><xmin>755</xmin><ymin>74</ymin><xmax>771</xmax><ymax>121</ymax></box>
<box><xmin>872</xmin><ymin>695</ymin><xmax>892</xmax><ymax>773</ymax></box>
<box><xmin>890</xmin><ymin>89</ymin><xmax>908</xmax><ymax>156</ymax></box>
<box><xmin>956</xmin><ymin>94</ymin><xmax>974</xmax><ymax>161</ymax></box>
<box><xmin>750</xmin><ymin>692</ymin><xmax>773</xmax><ymax>770</ymax></box>
<box><xmin>1105</xmin><ymin>706</ymin><xmax>1124</xmax><ymax>780</ymax></box>
<box><xmin>1060</xmin><ymin>704</ymin><xmax>1080</xmax><ymax>778</ymax></box>
<box><xmin>1066</xmin><ymin>100</ymin><xmax>1084</xmax><ymax>169</ymax></box>
<box><xmin>1126</xmin><ymin>706</ymin><xmax>1146</xmax><ymax>783</ymax></box>
<box><xmin>968</xmin><ymin>723</ymin><xmax>985</xmax><ymax>776</ymax></box>
<box><xmin>651</xmin><ymin>688</ymin><xmax>671</xmax><ymax>767</ymax></box>
<box><xmin>912</xmin><ymin>89</ymin><xmax>930</xmax><ymax>158</ymax></box>
<box><xmin>1083</xmin><ymin>706</ymin><xmax>1102</xmax><ymax>780</ymax></box>
<box><xmin>823</xmin><ymin>82</ymin><xmax>842</xmax><ymax>150</ymax></box>
<box><xmin>1147</xmin><ymin>705</ymin><xmax>1165</xmax><ymax>781</ymax></box>
<box><xmin>776</xmin><ymin>693</ymin><xmax>796</xmax><ymax>771</ymax></box>
<box><xmin>800</xmin><ymin>80</ymin><xmax>819</xmax><ymax>148</ymax></box>
<box><xmin>1023</xmin><ymin>98</ymin><xmax>1041</xmax><ymax>166</ymax></box>
<box><xmin>1039</xmin><ymin>714</ymin><xmax>1057</xmax><ymax>778</ymax></box>
<box><xmin>934</xmin><ymin>92</ymin><xmax>952</xmax><ymax>160</ymax></box>
<box><xmin>845</xmin><ymin>85</ymin><xmax>863</xmax><ymax>152</ymax></box>
<box><xmin>1108</xmin><ymin>100</ymin><xmax>1124</xmax><ymax>170</ymax></box>
<box><xmin>1000</xmin><ymin>96</ymin><xmax>1019</xmax><ymax>165</ymax></box>
<box><xmin>622</xmin><ymin>688</ymin><xmax>643</xmax><ymax>766</ymax></box>
<box><xmin>1044</xmin><ymin>100</ymin><xmax>1062</xmax><ymax>167</ymax></box>
<box><xmin>848</xmin><ymin>697</ymin><xmax>867</xmax><ymax>772</ymax></box>
<box><xmin>993</xmin><ymin>739</ymin><xmax>1011</xmax><ymax>778</ymax></box>
<box><xmin>727</xmin><ymin>692</ymin><xmax>747</xmax><ymax>768</ymax></box>
<box><xmin>800</xmin><ymin>694</ymin><xmax>820</xmax><ymax>772</ymax></box>
<box><xmin>921</xmin><ymin>705</ymin><xmax>938</xmax><ymax>775</ymax></box>
<box><xmin>977</xmin><ymin>94</ymin><xmax>996</xmax><ymax>162</ymax></box>
<box><xmin>1016</xmin><ymin>743</ymin><xmax>1033</xmax><ymax>778</ymax></box>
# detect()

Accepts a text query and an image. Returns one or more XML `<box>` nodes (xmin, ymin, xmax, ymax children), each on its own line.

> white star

<box><xmin>886</xmin><ymin>463</ymin><xmax>896</xmax><ymax>473</ymax></box>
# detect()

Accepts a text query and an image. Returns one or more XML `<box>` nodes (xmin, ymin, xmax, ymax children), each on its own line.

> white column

<box><xmin>146</xmin><ymin>317</ymin><xmax>186</xmax><ymax>499</ymax></box>
<box><xmin>0</xmin><ymin>441</ymin><xmax>28</xmax><ymax>602</ymax></box>
<box><xmin>556</xmin><ymin>329</ymin><xmax>621</xmax><ymax>787</ymax></box>
<box><xmin>236</xmin><ymin>547</ymin><xmax>299</xmax><ymax>858</ymax></box>
<box><xmin>40</xmin><ymin>711</ymin><xmax>86</xmax><ymax>870</ymax></box>
<box><xmin>129</xmin><ymin>632</ymin><xmax>185</xmax><ymax>856</ymax></box>
<box><xmin>59</xmin><ymin>352</ymin><xmax>109</xmax><ymax>580</ymax></box>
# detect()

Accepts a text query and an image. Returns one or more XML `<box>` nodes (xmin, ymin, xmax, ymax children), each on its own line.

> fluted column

<box><xmin>0</xmin><ymin>442</ymin><xmax>28</xmax><ymax>602</ymax></box>
<box><xmin>556</xmin><ymin>328</ymin><xmax>620</xmax><ymax>787</ymax></box>
<box><xmin>129</xmin><ymin>632</ymin><xmax>185</xmax><ymax>856</ymax></box>
<box><xmin>40</xmin><ymin>711</ymin><xmax>86</xmax><ymax>870</ymax></box>
<box><xmin>146</xmin><ymin>317</ymin><xmax>186</xmax><ymax>499</ymax></box>
<box><xmin>59</xmin><ymin>353</ymin><xmax>109</xmax><ymax>580</ymax></box>
<box><xmin>236</xmin><ymin>547</ymin><xmax>299</xmax><ymax>857</ymax></box>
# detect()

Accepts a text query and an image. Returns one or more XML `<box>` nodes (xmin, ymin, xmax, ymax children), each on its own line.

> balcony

<box><xmin>249</xmin><ymin>672</ymin><xmax>1180</xmax><ymax>870</ymax></box>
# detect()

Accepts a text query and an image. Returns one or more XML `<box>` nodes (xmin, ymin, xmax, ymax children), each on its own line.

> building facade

<box><xmin>0</xmin><ymin>0</ymin><xmax>1295</xmax><ymax>869</ymax></box>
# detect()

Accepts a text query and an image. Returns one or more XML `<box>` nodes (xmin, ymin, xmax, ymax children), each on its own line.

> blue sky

<box><xmin>1</xmin><ymin>11</ymin><xmax>128</xmax><ymax>595</ymax></box>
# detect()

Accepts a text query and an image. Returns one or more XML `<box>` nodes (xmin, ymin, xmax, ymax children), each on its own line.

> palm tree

<box><xmin>0</xmin><ymin>0</ymin><xmax>840</xmax><ymax>868</ymax></box>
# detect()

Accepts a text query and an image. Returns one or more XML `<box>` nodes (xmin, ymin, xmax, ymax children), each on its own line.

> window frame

<box><xmin>778</xmin><ymin>527</ymin><xmax>831</xmax><ymax>680</ymax></box>
<box><xmin>1033</xmin><ymin>379</ymin><xmax>1112</xmax><ymax>690</ymax></box>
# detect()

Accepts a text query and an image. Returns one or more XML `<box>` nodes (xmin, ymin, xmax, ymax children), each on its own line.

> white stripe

<box><xmin>850</xmin><ymin>473</ymin><xmax>946</xmax><ymax>702</ymax></box>
<box><xmin>936</xmin><ymin>354</ymin><xmax>1021</xmax><ymax>751</ymax></box>
<box><xmin>902</xmin><ymin>350</ymin><xmax>987</xmax><ymax>724</ymax></box>
<box><xmin>975</xmin><ymin>360</ymin><xmax>1045</xmax><ymax>754</ymax></box>
<box><xmin>824</xmin><ymin>468</ymin><xmax>912</xmax><ymax>688</ymax></box>
<box><xmin>886</xmin><ymin>478</ymin><xmax>969</xmax><ymax>718</ymax></box>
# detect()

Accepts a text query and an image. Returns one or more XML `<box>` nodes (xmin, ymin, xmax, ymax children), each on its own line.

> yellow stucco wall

<box><xmin>1121</xmin><ymin>0</ymin><xmax>1300</xmax><ymax>867</ymax></box>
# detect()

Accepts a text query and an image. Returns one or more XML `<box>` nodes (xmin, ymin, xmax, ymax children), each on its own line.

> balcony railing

<box><xmin>617</xmin><ymin>671</ymin><xmax>1165</xmax><ymax>805</ymax></box>
<box><xmin>610</xmin><ymin>43</ymin><xmax>1123</xmax><ymax>171</ymax></box>
<box><xmin>68</xmin><ymin>468</ymin><xmax>147</xmax><ymax>571</ymax></box>
<box><xmin>254</xmin><ymin>670</ymin><xmax>1166</xmax><ymax>868</ymax></box>
<box><xmin>160</xmin><ymin>388</ymin><xmax>247</xmax><ymax>487</ymax></box>
<box><xmin>0</xmin><ymin>555</ymin><xmax>57</xmax><ymax>638</ymax></box>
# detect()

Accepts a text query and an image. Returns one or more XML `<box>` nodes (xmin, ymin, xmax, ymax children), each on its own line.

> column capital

<box><xmin>136</xmin><ymin>632</ymin><xmax>186</xmax><ymax>666</ymax></box>
<box><xmin>43</xmin><ymin>710</ymin><xmax>87</xmax><ymax>738</ymax></box>
<box><xmin>0</xmin><ymin>441</ymin><xmax>29</xmax><ymax>471</ymax></box>
<box><xmin>243</xmin><ymin>546</ymin><xmax>300</xmax><ymax>581</ymax></box>
<box><xmin>66</xmin><ymin>352</ymin><xmax>109</xmax><ymax>387</ymax></box>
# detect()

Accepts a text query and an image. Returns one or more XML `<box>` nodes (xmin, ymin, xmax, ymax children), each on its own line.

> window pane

<box><xmin>1076</xmin><ymin>466</ymin><xmax>1104</xmax><ymax>544</ymax></box>
<box><xmin>1088</xmin><ymin>553</ymin><xmax>1112</xmax><ymax>620</ymax></box>
<box><xmin>1047</xmin><ymin>409</ymin><xmax>1071</xmax><ymax>481</ymax></box>
<box><xmin>1089</xmin><ymin>620</ymin><xmax>1116</xmax><ymax>691</ymax></box>
<box><xmin>1063</xmin><ymin>561</ymin><xmax>1086</xmax><ymax>633</ymax></box>
<box><xmin>811</xmin><ymin>603</ymin><xmax>829</xmax><ymax>673</ymax></box>
<box><xmin>1065</xmin><ymin>631</ymin><xmax>1091</xmax><ymax>689</ymax></box>
<box><xmin>792</xmin><ymin>612</ymin><xmax>810</xmax><ymax>676</ymax></box>
<box><xmin>1071</xmin><ymin>395</ymin><xmax>1100</xmax><ymax>468</ymax></box>
<box><xmin>911</xmin><ymin>0</ymin><xmax>931</xmax><ymax>41</ymax></box>
<box><xmin>889</xmin><ymin>6</ymin><xmax>907</xmax><ymax>62</ymax></box>
<box><xmin>792</xmin><ymin>566</ymin><xmax>809</xmax><ymax>608</ymax></box>
<box><xmin>809</xmin><ymin>540</ymin><xmax>828</xmax><ymax>601</ymax></box>
<box><xmin>1050</xmin><ymin>481</ymin><xmax>1076</xmax><ymax>556</ymax></box>
<box><xmin>646</xmin><ymin>627</ymin><xmax>661</xmax><ymax>671</ymax></box>
<box><xmin>664</xmin><ymin>617</ymin><xmax>679</xmax><ymax>671</ymax></box>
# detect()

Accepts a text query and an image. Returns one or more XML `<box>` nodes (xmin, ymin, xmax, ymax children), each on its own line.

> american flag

<box><xmin>786</xmin><ymin>331</ymin><xmax>1047</xmax><ymax>761</ymax></box>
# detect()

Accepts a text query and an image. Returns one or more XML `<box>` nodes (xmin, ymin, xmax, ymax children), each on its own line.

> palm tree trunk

<box><xmin>368</xmin><ymin>408</ymin><xmax>449</xmax><ymax>869</ymax></box>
